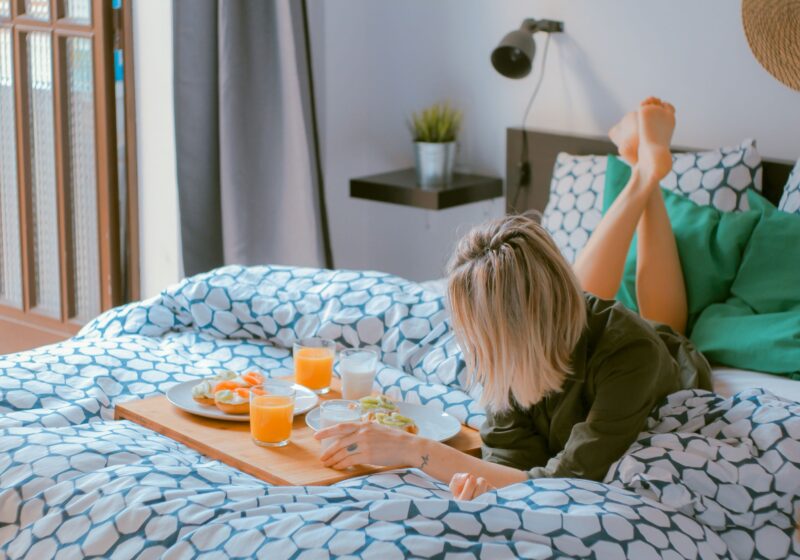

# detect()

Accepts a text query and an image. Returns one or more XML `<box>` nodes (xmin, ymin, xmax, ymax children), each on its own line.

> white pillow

<box><xmin>777</xmin><ymin>160</ymin><xmax>800</xmax><ymax>214</ymax></box>
<box><xmin>542</xmin><ymin>140</ymin><xmax>763</xmax><ymax>263</ymax></box>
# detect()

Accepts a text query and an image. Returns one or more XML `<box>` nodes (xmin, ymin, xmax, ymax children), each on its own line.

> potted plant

<box><xmin>409</xmin><ymin>102</ymin><xmax>462</xmax><ymax>188</ymax></box>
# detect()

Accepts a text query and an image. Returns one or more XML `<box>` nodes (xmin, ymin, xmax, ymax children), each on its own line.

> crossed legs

<box><xmin>573</xmin><ymin>97</ymin><xmax>688</xmax><ymax>334</ymax></box>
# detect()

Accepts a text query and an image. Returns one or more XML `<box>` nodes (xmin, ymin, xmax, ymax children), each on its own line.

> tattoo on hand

<box><xmin>420</xmin><ymin>454</ymin><xmax>429</xmax><ymax>469</ymax></box>
<box><xmin>346</xmin><ymin>443</ymin><xmax>358</xmax><ymax>453</ymax></box>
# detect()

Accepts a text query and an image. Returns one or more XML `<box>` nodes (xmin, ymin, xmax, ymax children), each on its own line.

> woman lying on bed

<box><xmin>315</xmin><ymin>97</ymin><xmax>712</xmax><ymax>499</ymax></box>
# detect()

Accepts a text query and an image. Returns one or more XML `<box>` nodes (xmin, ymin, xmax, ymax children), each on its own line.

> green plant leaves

<box><xmin>409</xmin><ymin>102</ymin><xmax>462</xmax><ymax>143</ymax></box>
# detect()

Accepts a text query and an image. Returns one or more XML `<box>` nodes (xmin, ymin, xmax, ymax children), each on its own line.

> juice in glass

<box><xmin>250</xmin><ymin>381</ymin><xmax>295</xmax><ymax>448</ymax></box>
<box><xmin>294</xmin><ymin>338</ymin><xmax>336</xmax><ymax>394</ymax></box>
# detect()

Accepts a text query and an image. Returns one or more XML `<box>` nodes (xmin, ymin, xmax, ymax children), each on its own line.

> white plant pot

<box><xmin>414</xmin><ymin>142</ymin><xmax>457</xmax><ymax>188</ymax></box>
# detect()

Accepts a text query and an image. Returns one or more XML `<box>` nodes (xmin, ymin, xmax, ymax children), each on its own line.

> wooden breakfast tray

<box><xmin>114</xmin><ymin>379</ymin><xmax>483</xmax><ymax>486</ymax></box>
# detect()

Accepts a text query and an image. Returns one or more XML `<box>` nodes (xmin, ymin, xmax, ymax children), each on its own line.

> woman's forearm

<box><xmin>409</xmin><ymin>436</ymin><xmax>528</xmax><ymax>488</ymax></box>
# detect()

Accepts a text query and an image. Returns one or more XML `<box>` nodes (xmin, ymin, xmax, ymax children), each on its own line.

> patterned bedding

<box><xmin>0</xmin><ymin>265</ymin><xmax>798</xmax><ymax>559</ymax></box>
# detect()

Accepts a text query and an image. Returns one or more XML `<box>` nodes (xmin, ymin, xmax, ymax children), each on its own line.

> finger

<box><xmin>664</xmin><ymin>102</ymin><xmax>676</xmax><ymax>114</ymax></box>
<box><xmin>319</xmin><ymin>432</ymin><xmax>360</xmax><ymax>462</ymax></box>
<box><xmin>329</xmin><ymin>452</ymin><xmax>366</xmax><ymax>470</ymax></box>
<box><xmin>449</xmin><ymin>473</ymin><xmax>468</xmax><ymax>496</ymax></box>
<box><xmin>314</xmin><ymin>421</ymin><xmax>361</xmax><ymax>440</ymax></box>
<box><xmin>475</xmin><ymin>477</ymin><xmax>490</xmax><ymax>497</ymax></box>
<box><xmin>457</xmin><ymin>476</ymin><xmax>477</xmax><ymax>500</ymax></box>
<box><xmin>450</xmin><ymin>473</ymin><xmax>468</xmax><ymax>494</ymax></box>
<box><xmin>321</xmin><ymin>435</ymin><xmax>361</xmax><ymax>466</ymax></box>
<box><xmin>450</xmin><ymin>472</ymin><xmax>468</xmax><ymax>485</ymax></box>
<box><xmin>458</xmin><ymin>477</ymin><xmax>476</xmax><ymax>500</ymax></box>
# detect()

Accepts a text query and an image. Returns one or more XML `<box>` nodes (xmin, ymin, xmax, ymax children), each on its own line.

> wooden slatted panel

<box><xmin>11</xmin><ymin>20</ymin><xmax>34</xmax><ymax>315</ymax></box>
<box><xmin>0</xmin><ymin>0</ymin><xmax>131</xmax><ymax>338</ymax></box>
<box><xmin>53</xmin><ymin>30</ymin><xmax>74</xmax><ymax>321</ymax></box>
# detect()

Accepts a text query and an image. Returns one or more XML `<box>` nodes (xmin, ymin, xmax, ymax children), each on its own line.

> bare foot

<box><xmin>637</xmin><ymin>97</ymin><xmax>675</xmax><ymax>184</ymax></box>
<box><xmin>609</xmin><ymin>111</ymin><xmax>639</xmax><ymax>165</ymax></box>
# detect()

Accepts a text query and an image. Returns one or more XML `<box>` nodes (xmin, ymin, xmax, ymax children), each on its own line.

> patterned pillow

<box><xmin>542</xmin><ymin>154</ymin><xmax>607</xmax><ymax>264</ymax></box>
<box><xmin>660</xmin><ymin>139</ymin><xmax>762</xmax><ymax>211</ymax></box>
<box><xmin>777</xmin><ymin>159</ymin><xmax>800</xmax><ymax>214</ymax></box>
<box><xmin>542</xmin><ymin>140</ymin><xmax>763</xmax><ymax>263</ymax></box>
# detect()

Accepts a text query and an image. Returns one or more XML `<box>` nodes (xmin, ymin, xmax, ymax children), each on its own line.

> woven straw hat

<box><xmin>742</xmin><ymin>0</ymin><xmax>800</xmax><ymax>91</ymax></box>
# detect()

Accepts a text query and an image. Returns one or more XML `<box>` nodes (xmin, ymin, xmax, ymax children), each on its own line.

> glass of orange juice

<box><xmin>250</xmin><ymin>380</ymin><xmax>295</xmax><ymax>448</ymax></box>
<box><xmin>294</xmin><ymin>338</ymin><xmax>336</xmax><ymax>395</ymax></box>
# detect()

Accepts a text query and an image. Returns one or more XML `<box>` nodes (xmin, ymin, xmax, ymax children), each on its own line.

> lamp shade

<box><xmin>491</xmin><ymin>29</ymin><xmax>536</xmax><ymax>78</ymax></box>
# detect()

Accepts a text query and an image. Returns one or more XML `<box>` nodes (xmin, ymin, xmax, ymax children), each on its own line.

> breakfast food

<box><xmin>373</xmin><ymin>412</ymin><xmax>419</xmax><ymax>435</ymax></box>
<box><xmin>192</xmin><ymin>370</ymin><xmax>263</xmax><ymax>409</ymax></box>
<box><xmin>241</xmin><ymin>371</ymin><xmax>265</xmax><ymax>387</ymax></box>
<box><xmin>213</xmin><ymin>380</ymin><xmax>248</xmax><ymax>394</ymax></box>
<box><xmin>357</xmin><ymin>395</ymin><xmax>418</xmax><ymax>434</ymax></box>
<box><xmin>191</xmin><ymin>371</ymin><xmax>241</xmax><ymax>406</ymax></box>
<box><xmin>214</xmin><ymin>388</ymin><xmax>251</xmax><ymax>414</ymax></box>
<box><xmin>358</xmin><ymin>394</ymin><xmax>398</xmax><ymax>418</ymax></box>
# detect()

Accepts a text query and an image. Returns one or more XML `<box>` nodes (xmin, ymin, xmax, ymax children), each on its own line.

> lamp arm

<box><xmin>514</xmin><ymin>32</ymin><xmax>553</xmax><ymax>206</ymax></box>
<box><xmin>521</xmin><ymin>18</ymin><xmax>564</xmax><ymax>34</ymax></box>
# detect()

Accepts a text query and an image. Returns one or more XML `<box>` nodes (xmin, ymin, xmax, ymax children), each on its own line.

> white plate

<box><xmin>166</xmin><ymin>380</ymin><xmax>319</xmax><ymax>422</ymax></box>
<box><xmin>305</xmin><ymin>402</ymin><xmax>461</xmax><ymax>442</ymax></box>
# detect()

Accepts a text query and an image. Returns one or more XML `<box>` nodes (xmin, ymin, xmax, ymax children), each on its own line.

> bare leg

<box><xmin>573</xmin><ymin>98</ymin><xmax>659</xmax><ymax>299</ymax></box>
<box><xmin>572</xmin><ymin>164</ymin><xmax>655</xmax><ymax>299</ymax></box>
<box><xmin>574</xmin><ymin>98</ymin><xmax>687</xmax><ymax>333</ymax></box>
<box><xmin>634</xmin><ymin>102</ymin><xmax>687</xmax><ymax>333</ymax></box>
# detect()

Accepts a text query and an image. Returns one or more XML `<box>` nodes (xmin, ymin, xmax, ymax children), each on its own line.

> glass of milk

<box><xmin>339</xmin><ymin>348</ymin><xmax>379</xmax><ymax>401</ymax></box>
<box><xmin>319</xmin><ymin>399</ymin><xmax>362</xmax><ymax>451</ymax></box>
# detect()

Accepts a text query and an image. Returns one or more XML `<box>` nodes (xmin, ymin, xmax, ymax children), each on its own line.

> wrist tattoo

<box><xmin>346</xmin><ymin>443</ymin><xmax>358</xmax><ymax>453</ymax></box>
<box><xmin>420</xmin><ymin>454</ymin><xmax>429</xmax><ymax>469</ymax></box>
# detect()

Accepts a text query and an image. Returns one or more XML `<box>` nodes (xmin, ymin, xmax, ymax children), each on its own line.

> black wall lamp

<box><xmin>492</xmin><ymin>18</ymin><xmax>564</xmax><ymax>79</ymax></box>
<box><xmin>492</xmin><ymin>18</ymin><xmax>564</xmax><ymax>204</ymax></box>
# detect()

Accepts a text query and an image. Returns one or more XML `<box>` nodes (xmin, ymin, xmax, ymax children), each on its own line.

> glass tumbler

<box><xmin>339</xmin><ymin>348</ymin><xmax>378</xmax><ymax>401</ymax></box>
<box><xmin>294</xmin><ymin>338</ymin><xmax>336</xmax><ymax>395</ymax></box>
<box><xmin>250</xmin><ymin>380</ymin><xmax>295</xmax><ymax>448</ymax></box>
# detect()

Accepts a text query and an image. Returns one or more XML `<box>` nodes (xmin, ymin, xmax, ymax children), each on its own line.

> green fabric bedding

<box><xmin>691</xmin><ymin>191</ymin><xmax>800</xmax><ymax>377</ymax></box>
<box><xmin>602</xmin><ymin>156</ymin><xmax>760</xmax><ymax>332</ymax></box>
<box><xmin>603</xmin><ymin>156</ymin><xmax>800</xmax><ymax>378</ymax></box>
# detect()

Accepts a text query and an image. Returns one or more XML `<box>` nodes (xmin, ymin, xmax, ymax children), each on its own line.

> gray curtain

<box><xmin>173</xmin><ymin>0</ymin><xmax>332</xmax><ymax>276</ymax></box>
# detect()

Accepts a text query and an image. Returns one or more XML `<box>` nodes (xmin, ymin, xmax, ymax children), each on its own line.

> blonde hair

<box><xmin>447</xmin><ymin>214</ymin><xmax>587</xmax><ymax>412</ymax></box>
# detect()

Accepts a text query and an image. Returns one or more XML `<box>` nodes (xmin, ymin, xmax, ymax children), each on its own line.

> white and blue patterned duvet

<box><xmin>0</xmin><ymin>265</ymin><xmax>798</xmax><ymax>559</ymax></box>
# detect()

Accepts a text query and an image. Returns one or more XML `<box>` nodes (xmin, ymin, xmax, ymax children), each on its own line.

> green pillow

<box><xmin>730</xmin><ymin>191</ymin><xmax>800</xmax><ymax>313</ymax></box>
<box><xmin>691</xmin><ymin>299</ymin><xmax>800</xmax><ymax>377</ymax></box>
<box><xmin>603</xmin><ymin>155</ymin><xmax>760</xmax><ymax>332</ymax></box>
<box><xmin>690</xmin><ymin>190</ymin><xmax>800</xmax><ymax>377</ymax></box>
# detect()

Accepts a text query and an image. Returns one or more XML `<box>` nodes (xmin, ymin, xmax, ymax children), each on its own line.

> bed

<box><xmin>506</xmin><ymin>128</ymin><xmax>800</xmax><ymax>405</ymax></box>
<box><xmin>425</xmin><ymin>273</ymin><xmax>800</xmax><ymax>404</ymax></box>
<box><xmin>0</xmin><ymin>134</ymin><xmax>798</xmax><ymax>559</ymax></box>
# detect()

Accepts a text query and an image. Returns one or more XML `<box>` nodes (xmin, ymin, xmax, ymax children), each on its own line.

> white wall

<box><xmin>134</xmin><ymin>0</ymin><xmax>800</xmax><ymax>292</ymax></box>
<box><xmin>312</xmin><ymin>0</ymin><xmax>800</xmax><ymax>281</ymax></box>
<box><xmin>132</xmin><ymin>0</ymin><xmax>181</xmax><ymax>298</ymax></box>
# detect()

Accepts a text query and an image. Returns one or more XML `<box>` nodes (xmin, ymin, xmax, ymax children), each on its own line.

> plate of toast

<box><xmin>305</xmin><ymin>394</ymin><xmax>461</xmax><ymax>442</ymax></box>
<box><xmin>166</xmin><ymin>371</ymin><xmax>319</xmax><ymax>422</ymax></box>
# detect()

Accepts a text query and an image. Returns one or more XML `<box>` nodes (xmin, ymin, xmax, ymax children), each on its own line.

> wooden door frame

<box><xmin>121</xmin><ymin>0</ymin><xmax>139</xmax><ymax>304</ymax></box>
<box><xmin>0</xmin><ymin>0</ymin><xmax>139</xmax><ymax>340</ymax></box>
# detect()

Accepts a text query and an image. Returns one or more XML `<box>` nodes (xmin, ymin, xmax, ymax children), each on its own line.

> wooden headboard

<box><xmin>506</xmin><ymin>128</ymin><xmax>795</xmax><ymax>215</ymax></box>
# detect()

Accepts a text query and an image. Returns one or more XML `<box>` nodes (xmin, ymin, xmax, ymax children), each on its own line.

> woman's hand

<box><xmin>315</xmin><ymin>421</ymin><xmax>418</xmax><ymax>470</ymax></box>
<box><xmin>449</xmin><ymin>472</ymin><xmax>495</xmax><ymax>500</ymax></box>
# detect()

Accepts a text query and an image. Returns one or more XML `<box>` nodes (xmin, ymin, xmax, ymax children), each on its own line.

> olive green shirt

<box><xmin>480</xmin><ymin>294</ymin><xmax>712</xmax><ymax>481</ymax></box>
